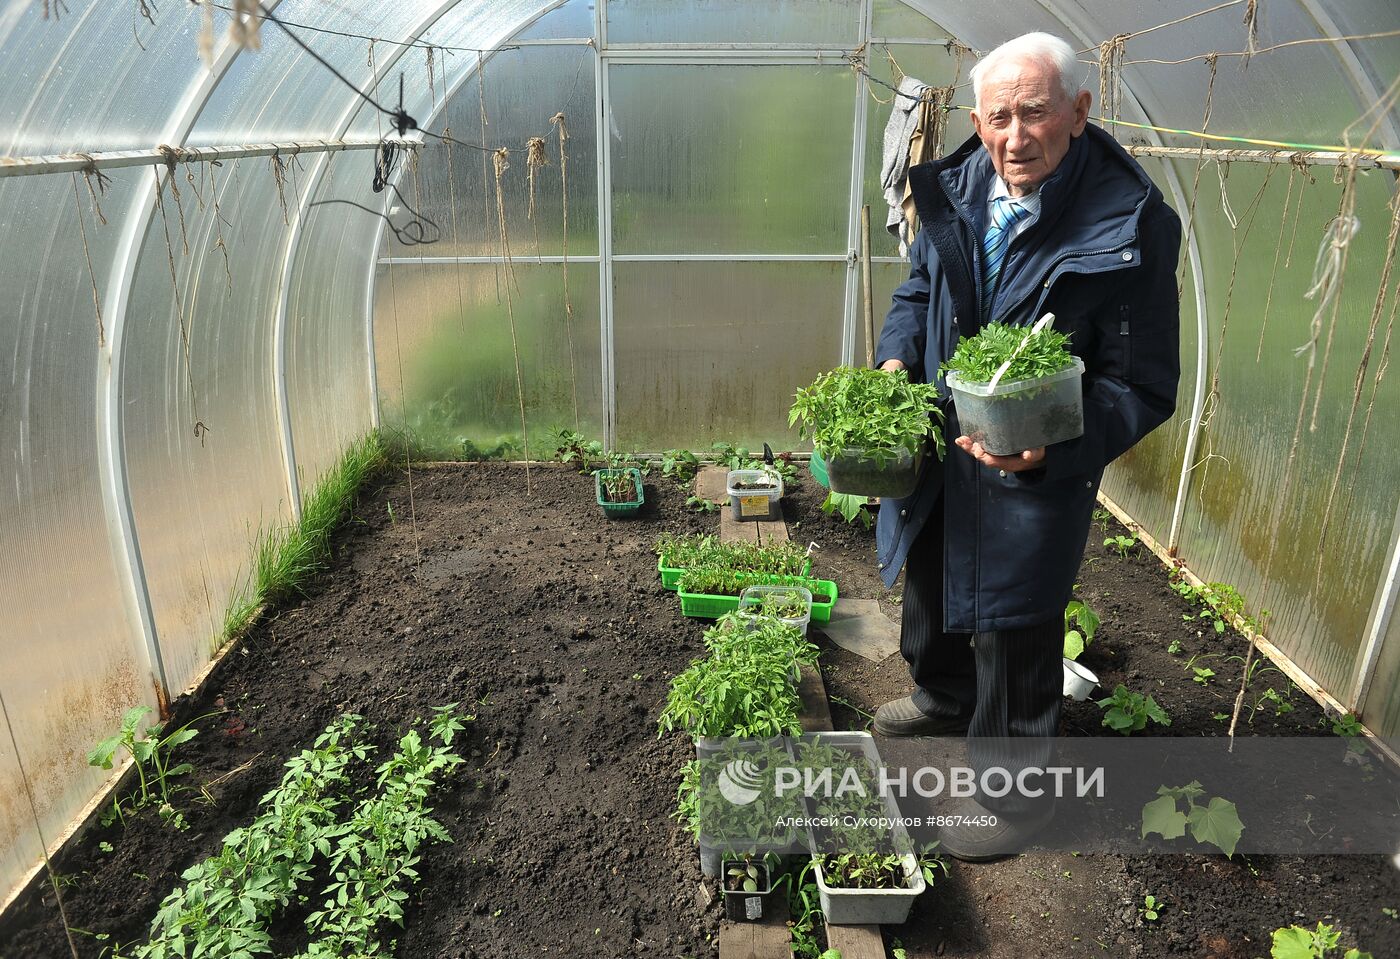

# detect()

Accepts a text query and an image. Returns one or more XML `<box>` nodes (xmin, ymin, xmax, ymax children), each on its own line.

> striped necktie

<box><xmin>982</xmin><ymin>196</ymin><xmax>1032</xmax><ymax>319</ymax></box>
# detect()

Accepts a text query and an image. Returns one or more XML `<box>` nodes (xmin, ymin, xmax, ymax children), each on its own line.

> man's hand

<box><xmin>878</xmin><ymin>359</ymin><xmax>907</xmax><ymax>373</ymax></box>
<box><xmin>954</xmin><ymin>436</ymin><xmax>1045</xmax><ymax>473</ymax></box>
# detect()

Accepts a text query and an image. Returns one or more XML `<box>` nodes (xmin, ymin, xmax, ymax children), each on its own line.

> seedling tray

<box><xmin>595</xmin><ymin>468</ymin><xmax>644</xmax><ymax>517</ymax></box>
<box><xmin>679</xmin><ymin>576</ymin><xmax>837</xmax><ymax>621</ymax></box>
<box><xmin>658</xmin><ymin>557</ymin><xmax>812</xmax><ymax>591</ymax></box>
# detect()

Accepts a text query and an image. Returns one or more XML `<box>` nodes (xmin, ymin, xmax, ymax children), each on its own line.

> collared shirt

<box><xmin>988</xmin><ymin>176</ymin><xmax>1041</xmax><ymax>238</ymax></box>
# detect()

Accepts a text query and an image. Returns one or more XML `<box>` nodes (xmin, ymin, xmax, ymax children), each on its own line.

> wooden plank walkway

<box><xmin>707</xmin><ymin>466</ymin><xmax>884</xmax><ymax>958</ymax></box>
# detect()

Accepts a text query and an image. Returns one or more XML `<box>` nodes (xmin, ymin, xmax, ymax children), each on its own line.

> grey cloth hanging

<box><xmin>880</xmin><ymin>75</ymin><xmax>930</xmax><ymax>256</ymax></box>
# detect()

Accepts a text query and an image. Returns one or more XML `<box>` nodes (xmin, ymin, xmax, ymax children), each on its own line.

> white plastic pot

<box><xmin>815</xmin><ymin>853</ymin><xmax>925</xmax><ymax>925</ymax></box>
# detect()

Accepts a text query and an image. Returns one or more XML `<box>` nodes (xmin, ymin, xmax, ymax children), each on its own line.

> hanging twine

<box><xmin>1242</xmin><ymin>0</ymin><xmax>1261</xmax><ymax>66</ymax></box>
<box><xmin>491</xmin><ymin>146</ymin><xmax>533</xmax><ymax>492</ymax></box>
<box><xmin>157</xmin><ymin>145</ymin><xmax>190</xmax><ymax>255</ymax></box>
<box><xmin>70</xmin><ymin>173</ymin><xmax>105</xmax><ymax>347</ymax></box>
<box><xmin>1313</xmin><ymin>182</ymin><xmax>1400</xmax><ymax>576</ymax></box>
<box><xmin>1098</xmin><ymin>34</ymin><xmax>1129</xmax><ymax>132</ymax></box>
<box><xmin>425</xmin><ymin>46</ymin><xmax>437</xmax><ymax>106</ymax></box>
<box><xmin>1296</xmin><ymin>212</ymin><xmax>1360</xmax><ymax>363</ymax></box>
<box><xmin>551</xmin><ymin>111</ymin><xmax>580</xmax><ymax>432</ymax></box>
<box><xmin>230</xmin><ymin>0</ymin><xmax>262</xmax><ymax>51</ymax></box>
<box><xmin>525</xmin><ymin>135</ymin><xmax>549</xmax><ymax>261</ymax></box>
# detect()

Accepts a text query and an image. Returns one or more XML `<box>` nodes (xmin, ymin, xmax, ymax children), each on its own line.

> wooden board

<box><xmin>798</xmin><ymin>664</ymin><xmax>835</xmax><ymax>733</ymax></box>
<box><xmin>718</xmin><ymin>910</ymin><xmax>791</xmax><ymax>958</ymax></box>
<box><xmin>825</xmin><ymin>924</ymin><xmax>886</xmax><ymax>958</ymax></box>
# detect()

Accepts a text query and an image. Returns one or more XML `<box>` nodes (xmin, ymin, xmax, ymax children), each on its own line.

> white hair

<box><xmin>970</xmin><ymin>33</ymin><xmax>1084</xmax><ymax>109</ymax></box>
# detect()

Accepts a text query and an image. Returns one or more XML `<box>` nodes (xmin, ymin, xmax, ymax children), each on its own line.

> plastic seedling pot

<box><xmin>737</xmin><ymin>585</ymin><xmax>813</xmax><ymax>637</ymax></box>
<box><xmin>945</xmin><ymin>357</ymin><xmax>1085</xmax><ymax>456</ymax></box>
<box><xmin>595</xmin><ymin>467</ymin><xmax>644</xmax><ymax>517</ymax></box>
<box><xmin>822</xmin><ymin>443</ymin><xmax>923</xmax><ymax>499</ymax></box>
<box><xmin>721</xmin><ymin>857</ymin><xmax>777</xmax><ymax>922</ymax></box>
<box><xmin>726</xmin><ymin>469</ymin><xmax>783</xmax><ymax>522</ymax></box>
<box><xmin>1062</xmin><ymin>657</ymin><xmax>1099</xmax><ymax>700</ymax></box>
<box><xmin>815</xmin><ymin>854</ymin><xmax>925</xmax><ymax>925</ymax></box>
<box><xmin>802</xmin><ymin>732</ymin><xmax>926</xmax><ymax>925</ymax></box>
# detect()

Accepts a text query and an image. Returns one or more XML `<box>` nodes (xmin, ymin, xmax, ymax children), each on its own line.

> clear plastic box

<box><xmin>945</xmin><ymin>357</ymin><xmax>1085</xmax><ymax>456</ymax></box>
<box><xmin>726</xmin><ymin>468</ymin><xmax>783</xmax><ymax>522</ymax></box>
<box><xmin>737</xmin><ymin>584</ymin><xmax>813</xmax><ymax>636</ymax></box>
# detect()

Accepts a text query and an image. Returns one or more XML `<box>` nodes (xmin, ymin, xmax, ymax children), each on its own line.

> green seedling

<box><xmin>1270</xmin><ymin>920</ymin><xmax>1374</xmax><ymax>958</ymax></box>
<box><xmin>1381</xmin><ymin>907</ymin><xmax>1396</xmax><ymax>920</ymax></box>
<box><xmin>659</xmin><ymin>448</ymin><xmax>700</xmax><ymax>484</ymax></box>
<box><xmin>1141</xmin><ymin>780</ymin><xmax>1244</xmax><ymax>858</ymax></box>
<box><xmin>658</xmin><ymin>616</ymin><xmax>809</xmax><ymax>739</ymax></box>
<box><xmin>940</xmin><ymin>320</ymin><xmax>1075</xmax><ymax>384</ymax></box>
<box><xmin>1063</xmin><ymin>599</ymin><xmax>1100</xmax><ymax>661</ymax></box>
<box><xmin>1330</xmin><ymin>712</ymin><xmax>1369</xmax><ymax>756</ymax></box>
<box><xmin>1092</xmin><ymin>506</ymin><xmax>1113</xmax><ymax>528</ymax></box>
<box><xmin>88</xmin><ymin>706</ymin><xmax>210</xmax><ymax>816</ymax></box>
<box><xmin>1167</xmin><ymin>638</ymin><xmax>1183</xmax><ymax>655</ymax></box>
<box><xmin>595</xmin><ymin>467</ymin><xmax>640</xmax><ymax>504</ymax></box>
<box><xmin>685</xmin><ymin>495</ymin><xmax>722</xmax><ymax>512</ymax></box>
<box><xmin>1096</xmin><ymin>685</ymin><xmax>1171</xmax><ymax>735</ymax></box>
<box><xmin>820</xmin><ymin>490</ymin><xmax>873</xmax><ymax>528</ymax></box>
<box><xmin>1140</xmin><ymin>894</ymin><xmax>1162</xmax><ymax>921</ymax></box>
<box><xmin>1193</xmin><ymin>667</ymin><xmax>1216</xmax><ymax>685</ymax></box>
<box><xmin>790</xmin><ymin>366</ymin><xmax>945</xmax><ymax>466</ymax></box>
<box><xmin>1104</xmin><ymin>534</ymin><xmax>1138</xmax><ymax>557</ymax></box>
<box><xmin>385</xmin><ymin>501</ymin><xmax>396</xmax><ymax>524</ymax></box>
<box><xmin>655</xmin><ymin>534</ymin><xmax>809</xmax><ymax>578</ymax></box>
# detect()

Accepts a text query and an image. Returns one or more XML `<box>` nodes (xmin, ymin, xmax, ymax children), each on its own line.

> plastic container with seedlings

<box><xmin>721</xmin><ymin>855</ymin><xmax>779</xmax><ymax>922</ymax></box>
<box><xmin>688</xmin><ymin>740</ymin><xmax>801</xmax><ymax>878</ymax></box>
<box><xmin>800</xmin><ymin>732</ymin><xmax>927</xmax><ymax>925</ymax></box>
<box><xmin>737</xmin><ymin>584</ymin><xmax>813</xmax><ymax>637</ymax></box>
<box><xmin>594</xmin><ymin>467</ymin><xmax>644</xmax><ymax>517</ymax></box>
<box><xmin>822</xmin><ymin>442</ymin><xmax>924</xmax><ymax>499</ymax></box>
<box><xmin>678</xmin><ymin>576</ymin><xmax>838</xmax><ymax>623</ymax></box>
<box><xmin>945</xmin><ymin>357</ymin><xmax>1085</xmax><ymax>456</ymax></box>
<box><xmin>726</xmin><ymin>469</ymin><xmax>783</xmax><ymax>522</ymax></box>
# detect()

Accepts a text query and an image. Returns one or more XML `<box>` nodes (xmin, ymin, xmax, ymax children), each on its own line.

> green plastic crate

<box><xmin>596</xmin><ymin>468</ymin><xmax>643</xmax><ymax>517</ymax></box>
<box><xmin>659</xmin><ymin>559</ymin><xmax>684</xmax><ymax>590</ymax></box>
<box><xmin>679</xmin><ymin>575</ymin><xmax>838</xmax><ymax>621</ymax></box>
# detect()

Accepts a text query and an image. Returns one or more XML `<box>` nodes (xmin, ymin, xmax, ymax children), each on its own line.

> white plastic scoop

<box><xmin>987</xmin><ymin>312</ymin><xmax>1057</xmax><ymax>390</ymax></box>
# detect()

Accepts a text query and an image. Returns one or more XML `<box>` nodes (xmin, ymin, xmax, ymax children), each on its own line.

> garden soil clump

<box><xmin>2</xmin><ymin>463</ymin><xmax>1397</xmax><ymax>959</ymax></box>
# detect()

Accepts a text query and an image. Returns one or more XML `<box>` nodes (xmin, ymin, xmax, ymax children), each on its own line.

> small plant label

<box><xmin>745</xmin><ymin>896</ymin><xmax>762</xmax><ymax>920</ymax></box>
<box><xmin>739</xmin><ymin>495</ymin><xmax>768</xmax><ymax>517</ymax></box>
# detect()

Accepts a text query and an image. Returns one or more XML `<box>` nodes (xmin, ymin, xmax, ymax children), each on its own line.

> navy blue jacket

<box><xmin>874</xmin><ymin>124</ymin><xmax>1182</xmax><ymax>632</ymax></box>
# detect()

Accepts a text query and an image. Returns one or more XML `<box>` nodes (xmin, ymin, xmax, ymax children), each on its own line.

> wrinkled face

<box><xmin>970</xmin><ymin>57</ymin><xmax>1091</xmax><ymax>197</ymax></box>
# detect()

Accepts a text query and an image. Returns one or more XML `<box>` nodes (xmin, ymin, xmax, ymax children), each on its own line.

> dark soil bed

<box><xmin>2</xmin><ymin>462</ymin><xmax>1396</xmax><ymax>959</ymax></box>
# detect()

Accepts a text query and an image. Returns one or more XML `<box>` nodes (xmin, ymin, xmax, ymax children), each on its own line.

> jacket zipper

<box><xmin>1029</xmin><ymin>241</ymin><xmax>1137</xmax><ymax>319</ymax></box>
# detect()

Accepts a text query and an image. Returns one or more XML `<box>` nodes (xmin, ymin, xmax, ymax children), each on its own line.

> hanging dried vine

<box><xmin>1311</xmin><ymin>179</ymin><xmax>1400</xmax><ymax>576</ymax></box>
<box><xmin>152</xmin><ymin>166</ymin><xmax>206</xmax><ymax>441</ymax></box>
<box><xmin>552</xmin><ymin>112</ymin><xmax>580</xmax><ymax>432</ymax></box>
<box><xmin>525</xmin><ymin>135</ymin><xmax>549</xmax><ymax>262</ymax></box>
<box><xmin>70</xmin><ymin>171</ymin><xmax>106</xmax><ymax>346</ymax></box>
<box><xmin>1098</xmin><ymin>34</ymin><xmax>1129</xmax><ymax>132</ymax></box>
<box><xmin>492</xmin><ymin>147</ymin><xmax>532</xmax><ymax>492</ymax></box>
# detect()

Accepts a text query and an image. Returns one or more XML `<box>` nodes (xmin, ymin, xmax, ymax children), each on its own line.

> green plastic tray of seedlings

<box><xmin>596</xmin><ymin>467</ymin><xmax>644</xmax><ymax>517</ymax></box>
<box><xmin>679</xmin><ymin>575</ymin><xmax>838</xmax><ymax>621</ymax></box>
<box><xmin>659</xmin><ymin>557</ymin><xmax>813</xmax><ymax>592</ymax></box>
<box><xmin>659</xmin><ymin>558</ymin><xmax>685</xmax><ymax>590</ymax></box>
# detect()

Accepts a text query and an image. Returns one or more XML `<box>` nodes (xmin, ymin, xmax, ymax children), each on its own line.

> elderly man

<box><xmin>871</xmin><ymin>33</ymin><xmax>1182</xmax><ymax>860</ymax></box>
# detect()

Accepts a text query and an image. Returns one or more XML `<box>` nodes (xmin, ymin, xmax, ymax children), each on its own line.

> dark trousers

<box><xmin>900</xmin><ymin>500</ymin><xmax>1062</xmax><ymax>816</ymax></box>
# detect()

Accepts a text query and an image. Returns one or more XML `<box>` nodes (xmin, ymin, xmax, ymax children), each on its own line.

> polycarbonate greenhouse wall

<box><xmin>0</xmin><ymin>0</ymin><xmax>1396</xmax><ymax>909</ymax></box>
